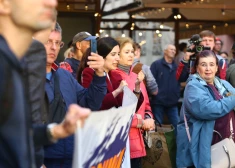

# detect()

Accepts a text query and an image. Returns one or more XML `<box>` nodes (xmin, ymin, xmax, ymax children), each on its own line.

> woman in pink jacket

<box><xmin>114</xmin><ymin>37</ymin><xmax>155</xmax><ymax>168</ymax></box>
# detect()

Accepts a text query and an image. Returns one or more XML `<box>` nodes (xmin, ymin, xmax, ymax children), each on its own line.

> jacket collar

<box><xmin>189</xmin><ymin>73</ymin><xmax>228</xmax><ymax>97</ymax></box>
<box><xmin>0</xmin><ymin>35</ymin><xmax>22</xmax><ymax>71</ymax></box>
<box><xmin>160</xmin><ymin>57</ymin><xmax>177</xmax><ymax>70</ymax></box>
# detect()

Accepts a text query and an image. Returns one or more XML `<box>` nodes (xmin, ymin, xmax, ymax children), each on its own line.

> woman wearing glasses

<box><xmin>177</xmin><ymin>50</ymin><xmax>235</xmax><ymax>168</ymax></box>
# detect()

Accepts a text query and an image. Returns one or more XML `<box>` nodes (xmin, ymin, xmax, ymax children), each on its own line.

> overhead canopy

<box><xmin>57</xmin><ymin>0</ymin><xmax>235</xmax><ymax>39</ymax></box>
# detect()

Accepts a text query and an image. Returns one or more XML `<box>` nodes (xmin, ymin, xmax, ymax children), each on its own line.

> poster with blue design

<box><xmin>73</xmin><ymin>87</ymin><xmax>137</xmax><ymax>168</ymax></box>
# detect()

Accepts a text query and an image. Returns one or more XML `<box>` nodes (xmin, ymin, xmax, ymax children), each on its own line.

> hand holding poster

<box><xmin>73</xmin><ymin>87</ymin><xmax>137</xmax><ymax>168</ymax></box>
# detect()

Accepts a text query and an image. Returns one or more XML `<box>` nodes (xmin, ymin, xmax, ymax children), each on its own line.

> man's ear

<box><xmin>0</xmin><ymin>0</ymin><xmax>11</xmax><ymax>14</ymax></box>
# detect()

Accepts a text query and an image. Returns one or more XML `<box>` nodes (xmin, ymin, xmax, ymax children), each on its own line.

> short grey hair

<box><xmin>54</xmin><ymin>22</ymin><xmax>62</xmax><ymax>34</ymax></box>
<box><xmin>163</xmin><ymin>44</ymin><xmax>174</xmax><ymax>51</ymax></box>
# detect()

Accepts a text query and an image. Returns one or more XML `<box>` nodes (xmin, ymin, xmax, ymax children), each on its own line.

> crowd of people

<box><xmin>1</xmin><ymin>1</ymin><xmax>235</xmax><ymax>168</ymax></box>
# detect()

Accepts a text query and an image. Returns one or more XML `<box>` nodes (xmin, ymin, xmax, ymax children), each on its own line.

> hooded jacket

<box><xmin>0</xmin><ymin>35</ymin><xmax>51</xmax><ymax>168</ymax></box>
<box><xmin>177</xmin><ymin>74</ymin><xmax>235</xmax><ymax>168</ymax></box>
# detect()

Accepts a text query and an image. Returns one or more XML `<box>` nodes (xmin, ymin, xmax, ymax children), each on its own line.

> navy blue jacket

<box><xmin>44</xmin><ymin>68</ymin><xmax>106</xmax><ymax>159</ymax></box>
<box><xmin>0</xmin><ymin>35</ymin><xmax>51</xmax><ymax>168</ymax></box>
<box><xmin>64</xmin><ymin>57</ymin><xmax>80</xmax><ymax>78</ymax></box>
<box><xmin>150</xmin><ymin>58</ymin><xmax>182</xmax><ymax>107</ymax></box>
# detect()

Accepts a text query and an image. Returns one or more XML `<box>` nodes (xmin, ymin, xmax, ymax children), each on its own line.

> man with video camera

<box><xmin>176</xmin><ymin>30</ymin><xmax>227</xmax><ymax>81</ymax></box>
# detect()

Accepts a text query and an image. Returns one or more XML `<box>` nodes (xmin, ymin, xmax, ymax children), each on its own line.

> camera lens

<box><xmin>196</xmin><ymin>45</ymin><xmax>203</xmax><ymax>52</ymax></box>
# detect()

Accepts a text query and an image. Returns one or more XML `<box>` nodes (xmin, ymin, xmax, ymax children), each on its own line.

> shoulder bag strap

<box><xmin>230</xmin><ymin>118</ymin><xmax>234</xmax><ymax>140</ymax></box>
<box><xmin>183</xmin><ymin>108</ymin><xmax>191</xmax><ymax>142</ymax></box>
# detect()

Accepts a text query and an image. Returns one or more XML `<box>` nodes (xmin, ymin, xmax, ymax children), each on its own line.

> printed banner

<box><xmin>73</xmin><ymin>87</ymin><xmax>137</xmax><ymax>168</ymax></box>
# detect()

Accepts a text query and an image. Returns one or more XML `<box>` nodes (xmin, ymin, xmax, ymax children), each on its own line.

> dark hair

<box><xmin>133</xmin><ymin>42</ymin><xmax>141</xmax><ymax>51</ymax></box>
<box><xmin>178</xmin><ymin>42</ymin><xmax>187</xmax><ymax>51</ymax></box>
<box><xmin>77</xmin><ymin>48</ymin><xmax>91</xmax><ymax>84</ymax></box>
<box><xmin>97</xmin><ymin>37</ymin><xmax>119</xmax><ymax>59</ymax></box>
<box><xmin>192</xmin><ymin>50</ymin><xmax>219</xmax><ymax>75</ymax></box>
<box><xmin>220</xmin><ymin>51</ymin><xmax>228</xmax><ymax>57</ymax></box>
<box><xmin>67</xmin><ymin>40</ymin><xmax>73</xmax><ymax>48</ymax></box>
<box><xmin>77</xmin><ymin>37</ymin><xmax>119</xmax><ymax>84</ymax></box>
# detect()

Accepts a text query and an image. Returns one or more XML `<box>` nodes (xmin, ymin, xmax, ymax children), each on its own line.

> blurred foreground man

<box><xmin>0</xmin><ymin>1</ymin><xmax>90</xmax><ymax>168</ymax></box>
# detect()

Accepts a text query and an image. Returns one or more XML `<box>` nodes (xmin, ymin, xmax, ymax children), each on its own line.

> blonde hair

<box><xmin>115</xmin><ymin>37</ymin><xmax>134</xmax><ymax>50</ymax></box>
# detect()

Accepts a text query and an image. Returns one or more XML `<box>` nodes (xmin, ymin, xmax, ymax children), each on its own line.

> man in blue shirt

<box><xmin>43</xmin><ymin>23</ymin><xmax>107</xmax><ymax>168</ymax></box>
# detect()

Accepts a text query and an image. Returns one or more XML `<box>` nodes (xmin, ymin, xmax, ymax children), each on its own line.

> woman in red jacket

<box><xmin>114</xmin><ymin>37</ymin><xmax>155</xmax><ymax>168</ymax></box>
<box><xmin>77</xmin><ymin>37</ymin><xmax>127</xmax><ymax>110</ymax></box>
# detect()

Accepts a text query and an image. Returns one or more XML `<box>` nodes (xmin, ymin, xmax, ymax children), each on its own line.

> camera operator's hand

<box><xmin>183</xmin><ymin>44</ymin><xmax>195</xmax><ymax>62</ymax></box>
<box><xmin>183</xmin><ymin>52</ymin><xmax>195</xmax><ymax>62</ymax></box>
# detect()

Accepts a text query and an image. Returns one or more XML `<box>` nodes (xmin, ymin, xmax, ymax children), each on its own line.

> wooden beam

<box><xmin>100</xmin><ymin>27</ymin><xmax>170</xmax><ymax>31</ymax></box>
<box><xmin>128</xmin><ymin>7</ymin><xmax>156</xmax><ymax>14</ymax></box>
<box><xmin>102</xmin><ymin>1</ymin><xmax>141</xmax><ymax>16</ymax></box>
<box><xmin>101</xmin><ymin>0</ymin><xmax>108</xmax><ymax>14</ymax></box>
<box><xmin>95</xmin><ymin>0</ymin><xmax>101</xmax><ymax>35</ymax></box>
<box><xmin>58</xmin><ymin>0</ymin><xmax>95</xmax><ymax>5</ymax></box>
<box><xmin>144</xmin><ymin>3</ymin><xmax>235</xmax><ymax>9</ymax></box>
<box><xmin>174</xmin><ymin>9</ymin><xmax>179</xmax><ymax>52</ymax></box>
<box><xmin>101</xmin><ymin>18</ymin><xmax>227</xmax><ymax>23</ymax></box>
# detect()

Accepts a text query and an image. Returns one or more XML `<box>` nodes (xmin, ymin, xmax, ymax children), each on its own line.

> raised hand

<box><xmin>135</xmin><ymin>70</ymin><xmax>145</xmax><ymax>85</ymax></box>
<box><xmin>112</xmin><ymin>80</ymin><xmax>128</xmax><ymax>97</ymax></box>
<box><xmin>87</xmin><ymin>52</ymin><xmax>105</xmax><ymax>76</ymax></box>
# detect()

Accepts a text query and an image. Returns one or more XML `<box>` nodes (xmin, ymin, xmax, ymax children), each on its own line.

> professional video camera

<box><xmin>186</xmin><ymin>34</ymin><xmax>210</xmax><ymax>74</ymax></box>
<box><xmin>187</xmin><ymin>34</ymin><xmax>210</xmax><ymax>54</ymax></box>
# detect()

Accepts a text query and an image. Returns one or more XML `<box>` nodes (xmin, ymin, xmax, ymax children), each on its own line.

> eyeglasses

<box><xmin>45</xmin><ymin>39</ymin><xmax>64</xmax><ymax>48</ymax></box>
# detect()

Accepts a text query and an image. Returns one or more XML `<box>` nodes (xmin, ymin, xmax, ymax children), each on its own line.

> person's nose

<box><xmin>205</xmin><ymin>65</ymin><xmax>210</xmax><ymax>70</ymax></box>
<box><xmin>45</xmin><ymin>0</ymin><xmax>58</xmax><ymax>8</ymax></box>
<box><xmin>50</xmin><ymin>42</ymin><xmax>57</xmax><ymax>50</ymax></box>
<box><xmin>130</xmin><ymin>52</ymin><xmax>134</xmax><ymax>58</ymax></box>
<box><xmin>116</xmin><ymin>55</ymin><xmax>120</xmax><ymax>61</ymax></box>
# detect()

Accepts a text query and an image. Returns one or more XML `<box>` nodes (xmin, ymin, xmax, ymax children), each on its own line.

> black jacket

<box><xmin>23</xmin><ymin>39</ymin><xmax>48</xmax><ymax>124</ymax></box>
<box><xmin>0</xmin><ymin>36</ymin><xmax>50</xmax><ymax>168</ymax></box>
<box><xmin>22</xmin><ymin>39</ymin><xmax>50</xmax><ymax>167</ymax></box>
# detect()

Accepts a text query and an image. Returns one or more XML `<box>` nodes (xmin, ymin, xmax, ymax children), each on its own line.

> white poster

<box><xmin>73</xmin><ymin>87</ymin><xmax>137</xmax><ymax>168</ymax></box>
